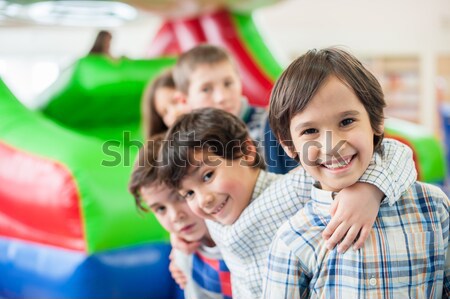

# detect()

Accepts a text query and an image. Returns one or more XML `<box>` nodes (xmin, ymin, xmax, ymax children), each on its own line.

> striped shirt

<box><xmin>207</xmin><ymin>139</ymin><xmax>417</xmax><ymax>299</ymax></box>
<box><xmin>175</xmin><ymin>245</ymin><xmax>232</xmax><ymax>299</ymax></box>
<box><xmin>262</xmin><ymin>183</ymin><xmax>450</xmax><ymax>299</ymax></box>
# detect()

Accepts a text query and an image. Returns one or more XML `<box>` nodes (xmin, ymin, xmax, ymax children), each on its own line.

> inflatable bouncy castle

<box><xmin>0</xmin><ymin>1</ymin><xmax>446</xmax><ymax>298</ymax></box>
<box><xmin>0</xmin><ymin>58</ymin><xmax>178</xmax><ymax>298</ymax></box>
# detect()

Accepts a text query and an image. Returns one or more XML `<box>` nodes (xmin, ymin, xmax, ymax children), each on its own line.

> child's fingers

<box><xmin>322</xmin><ymin>216</ymin><xmax>341</xmax><ymax>240</ymax></box>
<box><xmin>174</xmin><ymin>275</ymin><xmax>187</xmax><ymax>289</ymax></box>
<box><xmin>326</xmin><ymin>221</ymin><xmax>350</xmax><ymax>250</ymax></box>
<box><xmin>353</xmin><ymin>226</ymin><xmax>370</xmax><ymax>250</ymax></box>
<box><xmin>329</xmin><ymin>196</ymin><xmax>340</xmax><ymax>217</ymax></box>
<box><xmin>169</xmin><ymin>259</ymin><xmax>187</xmax><ymax>289</ymax></box>
<box><xmin>337</xmin><ymin>225</ymin><xmax>360</xmax><ymax>253</ymax></box>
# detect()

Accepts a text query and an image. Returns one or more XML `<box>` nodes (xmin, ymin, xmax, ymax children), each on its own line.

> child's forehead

<box><xmin>140</xmin><ymin>183</ymin><xmax>177</xmax><ymax>202</ymax></box>
<box><xmin>179</xmin><ymin>149</ymin><xmax>226</xmax><ymax>183</ymax></box>
<box><xmin>194</xmin><ymin>60</ymin><xmax>235</xmax><ymax>73</ymax></box>
<box><xmin>185</xmin><ymin>150</ymin><xmax>221</xmax><ymax>172</ymax></box>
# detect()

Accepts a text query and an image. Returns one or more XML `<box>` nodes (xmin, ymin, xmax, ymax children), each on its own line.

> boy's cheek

<box><xmin>187</xmin><ymin>202</ymin><xmax>206</xmax><ymax>219</ymax></box>
<box><xmin>155</xmin><ymin>215</ymin><xmax>173</xmax><ymax>234</ymax></box>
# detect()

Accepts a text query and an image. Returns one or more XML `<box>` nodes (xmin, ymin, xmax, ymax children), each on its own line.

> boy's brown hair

<box><xmin>159</xmin><ymin>108</ymin><xmax>264</xmax><ymax>189</ymax></box>
<box><xmin>173</xmin><ymin>44</ymin><xmax>236</xmax><ymax>94</ymax></box>
<box><xmin>128</xmin><ymin>133</ymin><xmax>165</xmax><ymax>212</ymax></box>
<box><xmin>141</xmin><ymin>69</ymin><xmax>175</xmax><ymax>138</ymax></box>
<box><xmin>269</xmin><ymin>47</ymin><xmax>385</xmax><ymax>160</ymax></box>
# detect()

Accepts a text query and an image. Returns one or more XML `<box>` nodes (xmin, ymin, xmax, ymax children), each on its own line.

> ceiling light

<box><xmin>26</xmin><ymin>1</ymin><xmax>138</xmax><ymax>27</ymax></box>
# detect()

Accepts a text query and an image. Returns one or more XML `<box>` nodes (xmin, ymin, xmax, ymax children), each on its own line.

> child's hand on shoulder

<box><xmin>322</xmin><ymin>182</ymin><xmax>382</xmax><ymax>253</ymax></box>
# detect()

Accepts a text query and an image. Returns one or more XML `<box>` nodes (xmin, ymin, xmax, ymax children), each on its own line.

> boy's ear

<box><xmin>279</xmin><ymin>138</ymin><xmax>298</xmax><ymax>160</ymax></box>
<box><xmin>377</xmin><ymin>123</ymin><xmax>385</xmax><ymax>135</ymax></box>
<box><xmin>242</xmin><ymin>139</ymin><xmax>258</xmax><ymax>166</ymax></box>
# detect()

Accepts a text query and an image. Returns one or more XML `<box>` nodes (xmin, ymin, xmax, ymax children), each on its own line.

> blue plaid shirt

<box><xmin>262</xmin><ymin>183</ymin><xmax>450</xmax><ymax>299</ymax></box>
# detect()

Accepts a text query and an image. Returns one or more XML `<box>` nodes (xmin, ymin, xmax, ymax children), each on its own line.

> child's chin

<box><xmin>183</xmin><ymin>234</ymin><xmax>201</xmax><ymax>243</ymax></box>
<box><xmin>220</xmin><ymin>218</ymin><xmax>238</xmax><ymax>226</ymax></box>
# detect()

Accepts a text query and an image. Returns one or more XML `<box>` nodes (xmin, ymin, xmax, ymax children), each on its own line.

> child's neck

<box><xmin>201</xmin><ymin>231</ymin><xmax>216</xmax><ymax>248</ymax></box>
<box><xmin>314</xmin><ymin>181</ymin><xmax>340</xmax><ymax>199</ymax></box>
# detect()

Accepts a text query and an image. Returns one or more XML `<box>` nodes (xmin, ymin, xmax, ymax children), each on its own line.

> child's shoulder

<box><xmin>395</xmin><ymin>181</ymin><xmax>450</xmax><ymax>224</ymax></box>
<box><xmin>404</xmin><ymin>181</ymin><xmax>448</xmax><ymax>203</ymax></box>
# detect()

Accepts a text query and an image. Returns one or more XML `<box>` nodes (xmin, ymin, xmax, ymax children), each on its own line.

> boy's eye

<box><xmin>224</xmin><ymin>80</ymin><xmax>233</xmax><ymax>87</ymax></box>
<box><xmin>301</xmin><ymin>128</ymin><xmax>318</xmax><ymax>135</ymax></box>
<box><xmin>201</xmin><ymin>86</ymin><xmax>212</xmax><ymax>93</ymax></box>
<box><xmin>153</xmin><ymin>206</ymin><xmax>166</xmax><ymax>214</ymax></box>
<box><xmin>202</xmin><ymin>171</ymin><xmax>213</xmax><ymax>182</ymax></box>
<box><xmin>341</xmin><ymin>118</ymin><xmax>355</xmax><ymax>126</ymax></box>
<box><xmin>182</xmin><ymin>190</ymin><xmax>195</xmax><ymax>200</ymax></box>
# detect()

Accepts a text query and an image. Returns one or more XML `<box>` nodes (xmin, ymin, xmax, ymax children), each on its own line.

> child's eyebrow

<box><xmin>340</xmin><ymin>110</ymin><xmax>360</xmax><ymax>117</ymax></box>
<box><xmin>148</xmin><ymin>202</ymin><xmax>160</xmax><ymax>209</ymax></box>
<box><xmin>294</xmin><ymin>121</ymin><xmax>315</xmax><ymax>132</ymax></box>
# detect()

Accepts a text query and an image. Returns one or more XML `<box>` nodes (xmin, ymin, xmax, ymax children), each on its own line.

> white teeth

<box><xmin>323</xmin><ymin>157</ymin><xmax>352</xmax><ymax>169</ymax></box>
<box><xmin>212</xmin><ymin>198</ymin><xmax>227</xmax><ymax>214</ymax></box>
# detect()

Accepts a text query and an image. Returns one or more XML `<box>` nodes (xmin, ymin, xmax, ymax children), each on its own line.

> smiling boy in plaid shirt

<box><xmin>262</xmin><ymin>47</ymin><xmax>450</xmax><ymax>298</ymax></box>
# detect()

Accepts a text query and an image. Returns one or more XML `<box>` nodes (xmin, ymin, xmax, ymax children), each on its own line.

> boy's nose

<box><xmin>213</xmin><ymin>88</ymin><xmax>227</xmax><ymax>104</ymax></box>
<box><xmin>199</xmin><ymin>193</ymin><xmax>215</xmax><ymax>210</ymax></box>
<box><xmin>322</xmin><ymin>131</ymin><xmax>346</xmax><ymax>157</ymax></box>
<box><xmin>172</xmin><ymin>209</ymin><xmax>186</xmax><ymax>223</ymax></box>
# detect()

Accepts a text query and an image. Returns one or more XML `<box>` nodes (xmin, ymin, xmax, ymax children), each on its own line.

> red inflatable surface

<box><xmin>149</xmin><ymin>9</ymin><xmax>273</xmax><ymax>107</ymax></box>
<box><xmin>0</xmin><ymin>142</ymin><xmax>84</xmax><ymax>251</ymax></box>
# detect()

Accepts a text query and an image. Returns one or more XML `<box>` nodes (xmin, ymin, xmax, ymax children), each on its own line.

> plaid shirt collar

<box><xmin>311</xmin><ymin>183</ymin><xmax>335</xmax><ymax>215</ymax></box>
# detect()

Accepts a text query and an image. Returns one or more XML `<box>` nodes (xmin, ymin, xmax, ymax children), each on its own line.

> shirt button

<box><xmin>369</xmin><ymin>277</ymin><xmax>377</xmax><ymax>286</ymax></box>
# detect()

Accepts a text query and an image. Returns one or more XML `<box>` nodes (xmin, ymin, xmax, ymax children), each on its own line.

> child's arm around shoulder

<box><xmin>322</xmin><ymin>139</ymin><xmax>417</xmax><ymax>252</ymax></box>
<box><xmin>359</xmin><ymin>138</ymin><xmax>417</xmax><ymax>205</ymax></box>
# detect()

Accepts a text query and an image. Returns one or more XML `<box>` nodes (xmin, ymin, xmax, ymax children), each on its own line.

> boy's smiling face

<box><xmin>186</xmin><ymin>61</ymin><xmax>243</xmax><ymax>117</ymax></box>
<box><xmin>178</xmin><ymin>150</ymin><xmax>259</xmax><ymax>225</ymax></box>
<box><xmin>286</xmin><ymin>76</ymin><xmax>380</xmax><ymax>192</ymax></box>
<box><xmin>140</xmin><ymin>183</ymin><xmax>207</xmax><ymax>242</ymax></box>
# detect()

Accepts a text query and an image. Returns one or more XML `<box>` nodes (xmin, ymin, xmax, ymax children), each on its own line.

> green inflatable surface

<box><xmin>385</xmin><ymin>118</ymin><xmax>446</xmax><ymax>183</ymax></box>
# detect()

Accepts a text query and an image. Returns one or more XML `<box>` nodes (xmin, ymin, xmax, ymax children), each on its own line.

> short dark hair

<box><xmin>173</xmin><ymin>44</ymin><xmax>237</xmax><ymax>94</ymax></box>
<box><xmin>128</xmin><ymin>133</ymin><xmax>165</xmax><ymax>212</ymax></box>
<box><xmin>159</xmin><ymin>108</ymin><xmax>264</xmax><ymax>189</ymax></box>
<box><xmin>269</xmin><ymin>47</ymin><xmax>385</xmax><ymax>160</ymax></box>
<box><xmin>89</xmin><ymin>30</ymin><xmax>112</xmax><ymax>55</ymax></box>
<box><xmin>141</xmin><ymin>69</ymin><xmax>175</xmax><ymax>138</ymax></box>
